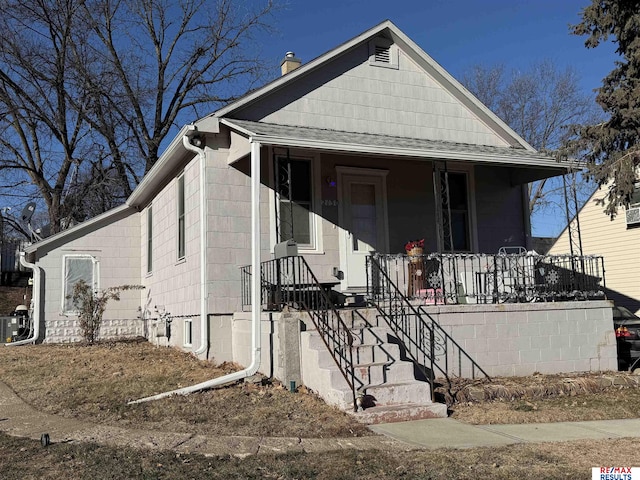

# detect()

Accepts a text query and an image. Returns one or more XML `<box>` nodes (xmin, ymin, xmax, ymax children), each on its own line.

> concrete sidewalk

<box><xmin>2</xmin><ymin>381</ymin><xmax>639</xmax><ymax>456</ymax></box>
<box><xmin>371</xmin><ymin>417</ymin><xmax>640</xmax><ymax>449</ymax></box>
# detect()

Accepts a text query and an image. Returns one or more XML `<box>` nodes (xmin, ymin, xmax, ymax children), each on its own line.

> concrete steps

<box><xmin>300</xmin><ymin>307</ymin><xmax>447</xmax><ymax>423</ymax></box>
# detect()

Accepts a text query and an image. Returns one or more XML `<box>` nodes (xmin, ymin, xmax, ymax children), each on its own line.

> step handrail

<box><xmin>367</xmin><ymin>255</ymin><xmax>490</xmax><ymax>392</ymax></box>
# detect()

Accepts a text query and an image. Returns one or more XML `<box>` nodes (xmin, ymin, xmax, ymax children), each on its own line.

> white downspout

<box><xmin>181</xmin><ymin>126</ymin><xmax>209</xmax><ymax>356</ymax></box>
<box><xmin>129</xmin><ymin>140</ymin><xmax>262</xmax><ymax>404</ymax></box>
<box><xmin>5</xmin><ymin>252</ymin><xmax>41</xmax><ymax>346</ymax></box>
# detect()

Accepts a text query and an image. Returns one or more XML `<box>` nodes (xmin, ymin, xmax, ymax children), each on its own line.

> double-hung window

<box><xmin>437</xmin><ymin>169</ymin><xmax>472</xmax><ymax>252</ymax></box>
<box><xmin>177</xmin><ymin>174</ymin><xmax>186</xmax><ymax>260</ymax></box>
<box><xmin>147</xmin><ymin>205</ymin><xmax>153</xmax><ymax>274</ymax></box>
<box><xmin>275</xmin><ymin>157</ymin><xmax>314</xmax><ymax>246</ymax></box>
<box><xmin>62</xmin><ymin>255</ymin><xmax>97</xmax><ymax>314</ymax></box>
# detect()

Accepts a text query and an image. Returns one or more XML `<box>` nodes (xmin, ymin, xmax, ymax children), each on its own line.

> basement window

<box><xmin>369</xmin><ymin>37</ymin><xmax>398</xmax><ymax>69</ymax></box>
<box><xmin>183</xmin><ymin>319</ymin><xmax>192</xmax><ymax>347</ymax></box>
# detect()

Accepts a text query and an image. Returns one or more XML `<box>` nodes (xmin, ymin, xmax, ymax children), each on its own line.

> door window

<box><xmin>349</xmin><ymin>183</ymin><xmax>377</xmax><ymax>251</ymax></box>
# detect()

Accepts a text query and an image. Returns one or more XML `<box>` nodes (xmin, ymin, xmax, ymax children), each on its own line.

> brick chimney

<box><xmin>280</xmin><ymin>51</ymin><xmax>301</xmax><ymax>76</ymax></box>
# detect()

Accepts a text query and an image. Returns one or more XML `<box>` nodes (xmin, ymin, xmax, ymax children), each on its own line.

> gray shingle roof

<box><xmin>224</xmin><ymin>119</ymin><xmax>563</xmax><ymax>168</ymax></box>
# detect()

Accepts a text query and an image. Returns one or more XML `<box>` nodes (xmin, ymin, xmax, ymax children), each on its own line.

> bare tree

<box><xmin>0</xmin><ymin>0</ymin><xmax>277</xmax><ymax>235</ymax></box>
<box><xmin>461</xmin><ymin>61</ymin><xmax>601</xmax><ymax>216</ymax></box>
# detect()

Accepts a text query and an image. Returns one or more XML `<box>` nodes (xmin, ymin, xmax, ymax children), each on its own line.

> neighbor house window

<box><xmin>630</xmin><ymin>183</ymin><xmax>640</xmax><ymax>206</ymax></box>
<box><xmin>62</xmin><ymin>255</ymin><xmax>97</xmax><ymax>314</ymax></box>
<box><xmin>183</xmin><ymin>319</ymin><xmax>192</xmax><ymax>347</ymax></box>
<box><xmin>177</xmin><ymin>173</ymin><xmax>186</xmax><ymax>260</ymax></box>
<box><xmin>275</xmin><ymin>157</ymin><xmax>314</xmax><ymax>246</ymax></box>
<box><xmin>147</xmin><ymin>205</ymin><xmax>153</xmax><ymax>274</ymax></box>
<box><xmin>625</xmin><ymin>182</ymin><xmax>640</xmax><ymax>227</ymax></box>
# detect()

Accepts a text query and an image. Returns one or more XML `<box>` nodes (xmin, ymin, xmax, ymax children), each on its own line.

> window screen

<box><xmin>62</xmin><ymin>255</ymin><xmax>95</xmax><ymax>313</ymax></box>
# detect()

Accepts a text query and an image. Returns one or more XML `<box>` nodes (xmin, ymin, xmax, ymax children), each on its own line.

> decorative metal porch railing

<box><xmin>366</xmin><ymin>255</ymin><xmax>490</xmax><ymax>395</ymax></box>
<box><xmin>240</xmin><ymin>256</ymin><xmax>357</xmax><ymax>411</ymax></box>
<box><xmin>370</xmin><ymin>252</ymin><xmax>606</xmax><ymax>305</ymax></box>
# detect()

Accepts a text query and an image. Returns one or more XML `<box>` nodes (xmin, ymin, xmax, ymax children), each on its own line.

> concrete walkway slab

<box><xmin>371</xmin><ymin>417</ymin><xmax>640</xmax><ymax>449</ymax></box>
<box><xmin>369</xmin><ymin>418</ymin><xmax>520</xmax><ymax>449</ymax></box>
<box><xmin>480</xmin><ymin>422</ymin><xmax>616</xmax><ymax>443</ymax></box>
<box><xmin>572</xmin><ymin>419</ymin><xmax>640</xmax><ymax>437</ymax></box>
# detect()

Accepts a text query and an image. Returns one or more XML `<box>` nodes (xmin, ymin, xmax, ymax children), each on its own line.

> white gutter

<box><xmin>5</xmin><ymin>253</ymin><xmax>41</xmax><ymax>346</ymax></box>
<box><xmin>128</xmin><ymin>140</ymin><xmax>262</xmax><ymax>404</ymax></box>
<box><xmin>181</xmin><ymin>126</ymin><xmax>209</xmax><ymax>356</ymax></box>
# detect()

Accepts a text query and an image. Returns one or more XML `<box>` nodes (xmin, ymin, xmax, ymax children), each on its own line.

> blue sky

<box><xmin>257</xmin><ymin>0</ymin><xmax>618</xmax><ymax>237</ymax></box>
<box><xmin>264</xmin><ymin>0</ymin><xmax>616</xmax><ymax>95</ymax></box>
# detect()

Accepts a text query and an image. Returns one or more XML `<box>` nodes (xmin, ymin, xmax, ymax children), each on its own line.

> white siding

<box><xmin>235</xmin><ymin>43</ymin><xmax>509</xmax><ymax>147</ymax></box>
<box><xmin>35</xmin><ymin>210</ymin><xmax>142</xmax><ymax>343</ymax></box>
<box><xmin>141</xmin><ymin>154</ymin><xmax>202</xmax><ymax>322</ymax></box>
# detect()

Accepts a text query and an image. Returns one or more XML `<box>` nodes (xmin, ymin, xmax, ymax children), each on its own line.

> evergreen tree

<box><xmin>571</xmin><ymin>0</ymin><xmax>640</xmax><ymax>217</ymax></box>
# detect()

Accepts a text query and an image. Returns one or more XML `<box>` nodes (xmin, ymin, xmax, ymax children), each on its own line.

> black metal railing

<box><xmin>370</xmin><ymin>252</ymin><xmax>606</xmax><ymax>305</ymax></box>
<box><xmin>367</xmin><ymin>255</ymin><xmax>491</xmax><ymax>394</ymax></box>
<box><xmin>240</xmin><ymin>256</ymin><xmax>357</xmax><ymax>411</ymax></box>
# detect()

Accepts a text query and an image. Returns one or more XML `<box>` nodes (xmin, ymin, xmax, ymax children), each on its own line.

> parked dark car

<box><xmin>613</xmin><ymin>306</ymin><xmax>640</xmax><ymax>371</ymax></box>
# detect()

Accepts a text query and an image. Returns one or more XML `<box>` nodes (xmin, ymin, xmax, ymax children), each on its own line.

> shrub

<box><xmin>70</xmin><ymin>281</ymin><xmax>143</xmax><ymax>344</ymax></box>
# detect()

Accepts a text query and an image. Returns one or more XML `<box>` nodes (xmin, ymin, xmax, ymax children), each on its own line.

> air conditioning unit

<box><xmin>0</xmin><ymin>316</ymin><xmax>20</xmax><ymax>342</ymax></box>
<box><xmin>626</xmin><ymin>206</ymin><xmax>640</xmax><ymax>226</ymax></box>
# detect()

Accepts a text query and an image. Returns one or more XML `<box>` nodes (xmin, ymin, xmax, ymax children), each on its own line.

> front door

<box><xmin>337</xmin><ymin>169</ymin><xmax>388</xmax><ymax>290</ymax></box>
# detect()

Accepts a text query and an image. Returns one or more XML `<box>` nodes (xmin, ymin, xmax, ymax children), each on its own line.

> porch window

<box><xmin>62</xmin><ymin>255</ymin><xmax>97</xmax><ymax>314</ymax></box>
<box><xmin>442</xmin><ymin>171</ymin><xmax>471</xmax><ymax>252</ymax></box>
<box><xmin>177</xmin><ymin>173</ymin><xmax>185</xmax><ymax>260</ymax></box>
<box><xmin>275</xmin><ymin>157</ymin><xmax>314</xmax><ymax>246</ymax></box>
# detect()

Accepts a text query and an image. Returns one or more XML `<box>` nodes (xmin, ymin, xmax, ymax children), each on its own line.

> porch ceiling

<box><xmin>222</xmin><ymin>118</ymin><xmax>569</xmax><ymax>173</ymax></box>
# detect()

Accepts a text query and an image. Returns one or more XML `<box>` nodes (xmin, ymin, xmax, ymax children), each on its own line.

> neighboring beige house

<box><xmin>550</xmin><ymin>184</ymin><xmax>640</xmax><ymax>314</ymax></box>
<box><xmin>14</xmin><ymin>21</ymin><xmax>617</xmax><ymax>416</ymax></box>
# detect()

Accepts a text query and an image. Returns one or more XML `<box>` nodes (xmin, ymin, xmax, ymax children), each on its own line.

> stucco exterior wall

<box><xmin>34</xmin><ymin>209</ymin><xmax>142</xmax><ymax>343</ymax></box>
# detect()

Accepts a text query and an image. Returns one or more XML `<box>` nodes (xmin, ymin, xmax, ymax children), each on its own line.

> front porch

<box><xmin>233</xmin><ymin>252</ymin><xmax>616</xmax><ymax>416</ymax></box>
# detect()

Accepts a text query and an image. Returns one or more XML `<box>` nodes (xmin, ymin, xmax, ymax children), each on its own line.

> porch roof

<box><xmin>221</xmin><ymin>118</ymin><xmax>569</xmax><ymax>171</ymax></box>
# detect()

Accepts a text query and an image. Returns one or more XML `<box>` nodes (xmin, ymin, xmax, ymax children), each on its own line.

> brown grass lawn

<box><xmin>2</xmin><ymin>341</ymin><xmax>640</xmax><ymax>478</ymax></box>
<box><xmin>0</xmin><ymin>340</ymin><xmax>371</xmax><ymax>438</ymax></box>
<box><xmin>1</xmin><ymin>433</ymin><xmax>640</xmax><ymax>480</ymax></box>
<box><xmin>1</xmin><ymin>340</ymin><xmax>640</xmax><ymax>438</ymax></box>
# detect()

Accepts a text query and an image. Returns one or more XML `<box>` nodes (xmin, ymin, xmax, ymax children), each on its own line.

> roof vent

<box><xmin>280</xmin><ymin>51</ymin><xmax>301</xmax><ymax>76</ymax></box>
<box><xmin>368</xmin><ymin>38</ymin><xmax>398</xmax><ymax>69</ymax></box>
<box><xmin>374</xmin><ymin>44</ymin><xmax>391</xmax><ymax>63</ymax></box>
